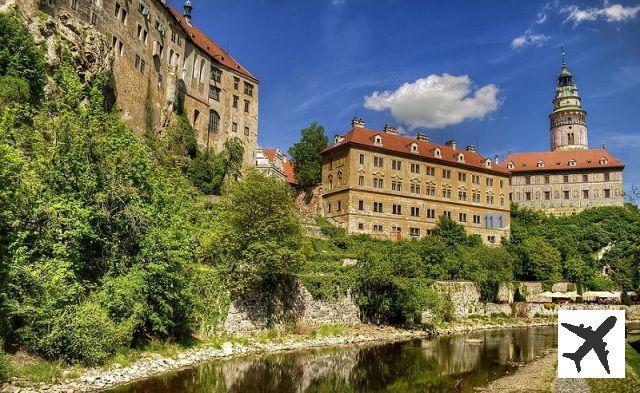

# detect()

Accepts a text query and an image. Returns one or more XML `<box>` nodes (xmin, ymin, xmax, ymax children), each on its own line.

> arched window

<box><xmin>568</xmin><ymin>132</ymin><xmax>575</xmax><ymax>145</ymax></box>
<box><xmin>208</xmin><ymin>110</ymin><xmax>220</xmax><ymax>133</ymax></box>
<box><xmin>199</xmin><ymin>59</ymin><xmax>205</xmax><ymax>82</ymax></box>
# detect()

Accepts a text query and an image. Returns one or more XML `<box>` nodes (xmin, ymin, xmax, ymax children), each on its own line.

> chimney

<box><xmin>351</xmin><ymin>117</ymin><xmax>365</xmax><ymax>129</ymax></box>
<box><xmin>383</xmin><ymin>124</ymin><xmax>398</xmax><ymax>135</ymax></box>
<box><xmin>183</xmin><ymin>0</ymin><xmax>193</xmax><ymax>24</ymax></box>
<box><xmin>465</xmin><ymin>145</ymin><xmax>476</xmax><ymax>152</ymax></box>
<box><xmin>445</xmin><ymin>139</ymin><xmax>457</xmax><ymax>150</ymax></box>
<box><xmin>495</xmin><ymin>154</ymin><xmax>499</xmax><ymax>165</ymax></box>
<box><xmin>602</xmin><ymin>143</ymin><xmax>606</xmax><ymax>150</ymax></box>
<box><xmin>416</xmin><ymin>132</ymin><xmax>429</xmax><ymax>141</ymax></box>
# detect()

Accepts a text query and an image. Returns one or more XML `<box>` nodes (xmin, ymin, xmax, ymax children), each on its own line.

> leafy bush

<box><xmin>0</xmin><ymin>75</ymin><xmax>30</xmax><ymax>106</ymax></box>
<box><xmin>0</xmin><ymin>340</ymin><xmax>11</xmax><ymax>382</ymax></box>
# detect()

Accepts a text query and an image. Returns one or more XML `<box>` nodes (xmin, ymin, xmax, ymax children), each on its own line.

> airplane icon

<box><xmin>561</xmin><ymin>315</ymin><xmax>617</xmax><ymax>374</ymax></box>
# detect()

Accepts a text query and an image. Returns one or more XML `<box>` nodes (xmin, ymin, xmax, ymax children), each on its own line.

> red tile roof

<box><xmin>503</xmin><ymin>149</ymin><xmax>624</xmax><ymax>173</ymax></box>
<box><xmin>322</xmin><ymin>127</ymin><xmax>510</xmax><ymax>175</ymax></box>
<box><xmin>262</xmin><ymin>148</ymin><xmax>277</xmax><ymax>163</ymax></box>
<box><xmin>167</xmin><ymin>6</ymin><xmax>258</xmax><ymax>82</ymax></box>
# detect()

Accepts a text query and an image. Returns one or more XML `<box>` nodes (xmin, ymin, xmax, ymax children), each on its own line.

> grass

<box><xmin>586</xmin><ymin>339</ymin><xmax>640</xmax><ymax>392</ymax></box>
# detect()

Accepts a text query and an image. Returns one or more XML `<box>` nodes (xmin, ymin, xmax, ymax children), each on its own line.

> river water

<box><xmin>107</xmin><ymin>326</ymin><xmax>557</xmax><ymax>393</ymax></box>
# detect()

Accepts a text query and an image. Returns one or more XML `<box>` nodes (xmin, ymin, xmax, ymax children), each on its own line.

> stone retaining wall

<box><xmin>224</xmin><ymin>283</ymin><xmax>360</xmax><ymax>334</ymax></box>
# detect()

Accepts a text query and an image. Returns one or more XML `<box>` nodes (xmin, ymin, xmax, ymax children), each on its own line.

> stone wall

<box><xmin>432</xmin><ymin>281</ymin><xmax>482</xmax><ymax>318</ymax></box>
<box><xmin>497</xmin><ymin>281</ymin><xmax>575</xmax><ymax>303</ymax></box>
<box><xmin>224</xmin><ymin>283</ymin><xmax>360</xmax><ymax>334</ymax></box>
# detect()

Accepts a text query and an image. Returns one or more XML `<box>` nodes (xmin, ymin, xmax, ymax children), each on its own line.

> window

<box><xmin>209</xmin><ymin>86</ymin><xmax>221</xmax><ymax>101</ymax></box>
<box><xmin>426</xmin><ymin>166</ymin><xmax>435</xmax><ymax>176</ymax></box>
<box><xmin>604</xmin><ymin>189</ymin><xmax>611</xmax><ymax>198</ymax></box>
<box><xmin>442</xmin><ymin>169</ymin><xmax>451</xmax><ymax>179</ymax></box>
<box><xmin>244</xmin><ymin>127</ymin><xmax>250</xmax><ymax>136</ymax></box>
<box><xmin>426</xmin><ymin>185</ymin><xmax>436</xmax><ymax>196</ymax></box>
<box><xmin>373</xmin><ymin>178</ymin><xmax>383</xmax><ymax>188</ymax></box>
<box><xmin>501</xmin><ymin>197</ymin><xmax>505</xmax><ymax>206</ymax></box>
<box><xmin>373</xmin><ymin>156</ymin><xmax>384</xmax><ymax>167</ymax></box>
<box><xmin>500</xmin><ymin>180</ymin><xmax>504</xmax><ymax>188</ymax></box>
<box><xmin>373</xmin><ymin>202</ymin><xmax>383</xmax><ymax>213</ymax></box>
<box><xmin>358</xmin><ymin>176</ymin><xmax>364</xmax><ymax>186</ymax></box>
<box><xmin>526</xmin><ymin>192</ymin><xmax>532</xmax><ymax>201</ymax></box>
<box><xmin>90</xmin><ymin>12</ymin><xmax>98</xmax><ymax>25</ymax></box>
<box><xmin>564</xmin><ymin>190</ymin><xmax>570</xmax><ymax>200</ymax></box>
<box><xmin>392</xmin><ymin>160</ymin><xmax>402</xmax><ymax>170</ymax></box>
<box><xmin>487</xmin><ymin>195</ymin><xmax>494</xmax><ymax>204</ymax></box>
<box><xmin>111</xmin><ymin>36</ymin><xmax>124</xmax><ymax>56</ymax></box>
<box><xmin>458</xmin><ymin>172</ymin><xmax>467</xmax><ymax>182</ymax></box>
<box><xmin>120</xmin><ymin>7</ymin><xmax>128</xmax><ymax>23</ymax></box>
<box><xmin>410</xmin><ymin>163</ymin><xmax>420</xmax><ymax>173</ymax></box>
<box><xmin>233</xmin><ymin>95</ymin><xmax>239</xmax><ymax>108</ymax></box>
<box><xmin>472</xmin><ymin>192</ymin><xmax>480</xmax><ymax>203</ymax></box>
<box><xmin>563</xmin><ymin>175</ymin><xmax>569</xmax><ymax>183</ymax></box>
<box><xmin>358</xmin><ymin>223</ymin><xmax>364</xmax><ymax>230</ymax></box>
<box><xmin>442</xmin><ymin>188</ymin><xmax>451</xmax><ymax>199</ymax></box>
<box><xmin>211</xmin><ymin>68</ymin><xmax>222</xmax><ymax>83</ymax></box>
<box><xmin>358</xmin><ymin>200</ymin><xmax>364</xmax><ymax>210</ymax></box>
<box><xmin>115</xmin><ymin>2</ymin><xmax>121</xmax><ymax>17</ymax></box>
<box><xmin>544</xmin><ymin>175</ymin><xmax>550</xmax><ymax>184</ymax></box>
<box><xmin>473</xmin><ymin>215</ymin><xmax>481</xmax><ymax>224</ymax></box>
<box><xmin>193</xmin><ymin>109</ymin><xmax>200</xmax><ymax>128</ymax></box>
<box><xmin>359</xmin><ymin>154</ymin><xmax>365</xmax><ymax>165</ymax></box>
<box><xmin>472</xmin><ymin>175</ymin><xmax>480</xmax><ymax>184</ymax></box>
<box><xmin>244</xmin><ymin>82</ymin><xmax>254</xmax><ymax>96</ymax></box>
<box><xmin>486</xmin><ymin>177</ymin><xmax>494</xmax><ymax>186</ymax></box>
<box><xmin>244</xmin><ymin>100</ymin><xmax>250</xmax><ymax>112</ymax></box>
<box><xmin>233</xmin><ymin>77</ymin><xmax>239</xmax><ymax>90</ymax></box>
<box><xmin>392</xmin><ymin>204</ymin><xmax>402</xmax><ymax>215</ymax></box>
<box><xmin>410</xmin><ymin>207</ymin><xmax>420</xmax><ymax>217</ymax></box>
<box><xmin>391</xmin><ymin>180</ymin><xmax>402</xmax><ymax>192</ymax></box>
<box><xmin>337</xmin><ymin>201</ymin><xmax>342</xmax><ymax>211</ymax></box>
<box><xmin>525</xmin><ymin>176</ymin><xmax>531</xmax><ymax>185</ymax></box>
<box><xmin>71</xmin><ymin>0</ymin><xmax>78</xmax><ymax>11</ymax></box>
<box><xmin>604</xmin><ymin>173</ymin><xmax>611</xmax><ymax>181</ymax></box>
<box><xmin>410</xmin><ymin>183</ymin><xmax>420</xmax><ymax>194</ymax></box>
<box><xmin>410</xmin><ymin>227</ymin><xmax>420</xmax><ymax>237</ymax></box>
<box><xmin>231</xmin><ymin>122</ymin><xmax>237</xmax><ymax>133</ymax></box>
<box><xmin>373</xmin><ymin>224</ymin><xmax>383</xmax><ymax>232</ymax></box>
<box><xmin>157</xmin><ymin>74</ymin><xmax>163</xmax><ymax>90</ymax></box>
<box><xmin>198</xmin><ymin>59</ymin><xmax>205</xmax><ymax>82</ymax></box>
<box><xmin>582</xmin><ymin>174</ymin><xmax>588</xmax><ymax>182</ymax></box>
<box><xmin>458</xmin><ymin>213</ymin><xmax>467</xmax><ymax>222</ymax></box>
<box><xmin>583</xmin><ymin>190</ymin><xmax>589</xmax><ymax>199</ymax></box>
<box><xmin>374</xmin><ymin>135</ymin><xmax>382</xmax><ymax>145</ymax></box>
<box><xmin>208</xmin><ymin>110</ymin><xmax>220</xmax><ymax>133</ymax></box>
<box><xmin>442</xmin><ymin>211</ymin><xmax>452</xmax><ymax>219</ymax></box>
<box><xmin>458</xmin><ymin>191</ymin><xmax>467</xmax><ymax>201</ymax></box>
<box><xmin>544</xmin><ymin>191</ymin><xmax>551</xmax><ymax>200</ymax></box>
<box><xmin>426</xmin><ymin>209</ymin><xmax>436</xmax><ymax>219</ymax></box>
<box><xmin>326</xmin><ymin>203</ymin><xmax>331</xmax><ymax>213</ymax></box>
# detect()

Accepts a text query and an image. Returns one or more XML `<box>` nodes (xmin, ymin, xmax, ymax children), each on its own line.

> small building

<box><xmin>320</xmin><ymin>119</ymin><xmax>511</xmax><ymax>245</ymax></box>
<box><xmin>256</xmin><ymin>148</ymin><xmax>297</xmax><ymax>186</ymax></box>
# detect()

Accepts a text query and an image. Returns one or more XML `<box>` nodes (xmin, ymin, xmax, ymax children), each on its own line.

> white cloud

<box><xmin>511</xmin><ymin>30</ymin><xmax>550</xmax><ymax>49</ymax></box>
<box><xmin>363</xmin><ymin>74</ymin><xmax>500</xmax><ymax>129</ymax></box>
<box><xmin>561</xmin><ymin>2</ymin><xmax>640</xmax><ymax>25</ymax></box>
<box><xmin>536</xmin><ymin>12</ymin><xmax>548</xmax><ymax>24</ymax></box>
<box><xmin>332</xmin><ymin>0</ymin><xmax>345</xmax><ymax>5</ymax></box>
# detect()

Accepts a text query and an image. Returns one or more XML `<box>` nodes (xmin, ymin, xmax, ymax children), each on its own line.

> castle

<box><xmin>504</xmin><ymin>57</ymin><xmax>625</xmax><ymax>215</ymax></box>
<box><xmin>36</xmin><ymin>0</ymin><xmax>259</xmax><ymax>168</ymax></box>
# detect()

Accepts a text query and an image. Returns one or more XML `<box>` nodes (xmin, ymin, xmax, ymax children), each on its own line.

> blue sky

<box><xmin>171</xmin><ymin>0</ymin><xmax>640</xmax><ymax>196</ymax></box>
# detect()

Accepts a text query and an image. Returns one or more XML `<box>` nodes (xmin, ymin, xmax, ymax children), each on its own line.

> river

<box><xmin>106</xmin><ymin>326</ymin><xmax>557</xmax><ymax>393</ymax></box>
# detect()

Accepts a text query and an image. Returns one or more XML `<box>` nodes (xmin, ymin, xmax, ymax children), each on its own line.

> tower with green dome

<box><xmin>549</xmin><ymin>52</ymin><xmax>589</xmax><ymax>151</ymax></box>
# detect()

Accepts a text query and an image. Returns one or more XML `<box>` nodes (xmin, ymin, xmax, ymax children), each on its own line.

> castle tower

<box><xmin>549</xmin><ymin>52</ymin><xmax>588</xmax><ymax>151</ymax></box>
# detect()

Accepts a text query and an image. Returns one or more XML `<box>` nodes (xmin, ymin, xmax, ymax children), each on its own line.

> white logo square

<box><xmin>557</xmin><ymin>309</ymin><xmax>625</xmax><ymax>378</ymax></box>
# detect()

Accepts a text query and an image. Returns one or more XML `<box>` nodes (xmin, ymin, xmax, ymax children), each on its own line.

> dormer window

<box><xmin>507</xmin><ymin>162</ymin><xmax>515</xmax><ymax>170</ymax></box>
<box><xmin>410</xmin><ymin>142</ymin><xmax>418</xmax><ymax>153</ymax></box>
<box><xmin>457</xmin><ymin>153</ymin><xmax>465</xmax><ymax>163</ymax></box>
<box><xmin>334</xmin><ymin>135</ymin><xmax>344</xmax><ymax>144</ymax></box>
<box><xmin>433</xmin><ymin>148</ymin><xmax>441</xmax><ymax>158</ymax></box>
<box><xmin>374</xmin><ymin>135</ymin><xmax>383</xmax><ymax>145</ymax></box>
<box><xmin>599</xmin><ymin>157</ymin><xmax>608</xmax><ymax>165</ymax></box>
<box><xmin>484</xmin><ymin>159</ymin><xmax>491</xmax><ymax>168</ymax></box>
<box><xmin>537</xmin><ymin>160</ymin><xmax>544</xmax><ymax>168</ymax></box>
<box><xmin>568</xmin><ymin>159</ymin><xmax>576</xmax><ymax>167</ymax></box>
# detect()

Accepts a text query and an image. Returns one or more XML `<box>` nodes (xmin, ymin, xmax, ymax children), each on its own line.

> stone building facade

<box><xmin>37</xmin><ymin>0</ymin><xmax>259</xmax><ymax>167</ymax></box>
<box><xmin>321</xmin><ymin>120</ymin><xmax>511</xmax><ymax>245</ymax></box>
<box><xmin>255</xmin><ymin>148</ymin><xmax>297</xmax><ymax>186</ymax></box>
<box><xmin>504</xmin><ymin>59</ymin><xmax>624</xmax><ymax>214</ymax></box>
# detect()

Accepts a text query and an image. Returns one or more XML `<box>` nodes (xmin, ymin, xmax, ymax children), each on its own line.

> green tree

<box><xmin>200</xmin><ymin>170</ymin><xmax>303</xmax><ymax>299</ymax></box>
<box><xmin>288</xmin><ymin>121</ymin><xmax>328</xmax><ymax>188</ymax></box>
<box><xmin>0</xmin><ymin>13</ymin><xmax>46</xmax><ymax>103</ymax></box>
<box><xmin>431</xmin><ymin>214</ymin><xmax>482</xmax><ymax>248</ymax></box>
<box><xmin>521</xmin><ymin>236</ymin><xmax>562</xmax><ymax>282</ymax></box>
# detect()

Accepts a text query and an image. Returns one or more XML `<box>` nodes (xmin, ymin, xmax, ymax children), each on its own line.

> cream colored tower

<box><xmin>550</xmin><ymin>54</ymin><xmax>588</xmax><ymax>151</ymax></box>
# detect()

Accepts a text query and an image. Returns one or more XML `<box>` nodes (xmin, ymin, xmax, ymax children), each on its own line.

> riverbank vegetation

<box><xmin>1</xmin><ymin>10</ymin><xmax>640</xmax><ymax>384</ymax></box>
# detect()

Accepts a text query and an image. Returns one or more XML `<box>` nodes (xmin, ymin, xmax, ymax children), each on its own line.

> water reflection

<box><xmin>108</xmin><ymin>326</ymin><xmax>557</xmax><ymax>393</ymax></box>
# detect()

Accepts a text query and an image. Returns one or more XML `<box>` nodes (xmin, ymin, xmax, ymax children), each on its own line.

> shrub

<box><xmin>0</xmin><ymin>341</ymin><xmax>11</xmax><ymax>382</ymax></box>
<box><xmin>0</xmin><ymin>75</ymin><xmax>30</xmax><ymax>105</ymax></box>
